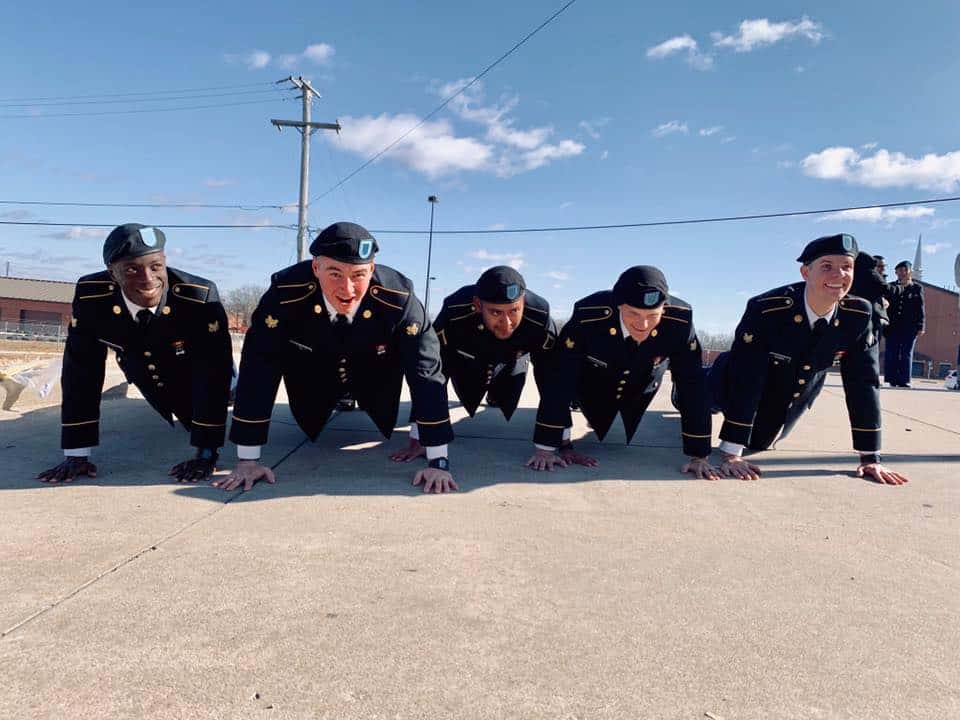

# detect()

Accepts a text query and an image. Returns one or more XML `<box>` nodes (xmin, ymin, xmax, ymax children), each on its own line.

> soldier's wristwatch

<box><xmin>428</xmin><ymin>457</ymin><xmax>450</xmax><ymax>471</ymax></box>
<box><xmin>196</xmin><ymin>448</ymin><xmax>219</xmax><ymax>462</ymax></box>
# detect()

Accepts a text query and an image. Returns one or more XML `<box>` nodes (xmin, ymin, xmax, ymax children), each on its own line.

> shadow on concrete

<box><xmin>169</xmin><ymin>403</ymin><xmax>713</xmax><ymax>503</ymax></box>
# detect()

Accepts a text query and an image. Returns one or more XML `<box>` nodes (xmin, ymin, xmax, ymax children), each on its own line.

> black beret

<box><xmin>475</xmin><ymin>265</ymin><xmax>526</xmax><ymax>303</ymax></box>
<box><xmin>309</xmin><ymin>221</ymin><xmax>379</xmax><ymax>263</ymax></box>
<box><xmin>797</xmin><ymin>233</ymin><xmax>858</xmax><ymax>264</ymax></box>
<box><xmin>613</xmin><ymin>265</ymin><xmax>668</xmax><ymax>309</ymax></box>
<box><xmin>895</xmin><ymin>260</ymin><xmax>912</xmax><ymax>270</ymax></box>
<box><xmin>103</xmin><ymin>223</ymin><xmax>166</xmax><ymax>265</ymax></box>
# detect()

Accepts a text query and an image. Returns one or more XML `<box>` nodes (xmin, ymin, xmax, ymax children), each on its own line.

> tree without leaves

<box><xmin>223</xmin><ymin>285</ymin><xmax>265</xmax><ymax>331</ymax></box>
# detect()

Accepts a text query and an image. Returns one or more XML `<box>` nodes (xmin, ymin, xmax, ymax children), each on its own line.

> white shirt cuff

<box><xmin>409</xmin><ymin>424</ymin><xmax>420</xmax><ymax>441</ymax></box>
<box><xmin>534</xmin><ymin>427</ymin><xmax>572</xmax><ymax>453</ymax></box>
<box><xmin>237</xmin><ymin>444</ymin><xmax>262</xmax><ymax>460</ymax></box>
<box><xmin>64</xmin><ymin>447</ymin><xmax>92</xmax><ymax>457</ymax></box>
<box><xmin>425</xmin><ymin>444</ymin><xmax>448</xmax><ymax>460</ymax></box>
<box><xmin>718</xmin><ymin>440</ymin><xmax>744</xmax><ymax>457</ymax></box>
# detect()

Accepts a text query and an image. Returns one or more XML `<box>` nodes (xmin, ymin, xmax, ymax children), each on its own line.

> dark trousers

<box><xmin>883</xmin><ymin>326</ymin><xmax>918</xmax><ymax>385</ymax></box>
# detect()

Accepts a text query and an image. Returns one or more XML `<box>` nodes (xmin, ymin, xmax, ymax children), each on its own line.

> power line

<box><xmin>367</xmin><ymin>196</ymin><xmax>960</xmax><ymax>235</ymax></box>
<box><xmin>0</xmin><ymin>98</ymin><xmax>286</xmax><ymax>119</ymax></box>
<box><xmin>0</xmin><ymin>81</ymin><xmax>276</xmax><ymax>103</ymax></box>
<box><xmin>310</xmin><ymin>0</ymin><xmax>580</xmax><ymax>203</ymax></box>
<box><xmin>0</xmin><ymin>221</ymin><xmax>296</xmax><ymax>230</ymax></box>
<box><xmin>0</xmin><ymin>88</ymin><xmax>286</xmax><ymax>109</ymax></box>
<box><xmin>3</xmin><ymin>196</ymin><xmax>957</xmax><ymax>234</ymax></box>
<box><xmin>0</xmin><ymin>199</ymin><xmax>285</xmax><ymax>211</ymax></box>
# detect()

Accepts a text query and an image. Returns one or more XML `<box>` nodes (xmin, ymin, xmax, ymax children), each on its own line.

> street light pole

<box><xmin>424</xmin><ymin>195</ymin><xmax>439</xmax><ymax>315</ymax></box>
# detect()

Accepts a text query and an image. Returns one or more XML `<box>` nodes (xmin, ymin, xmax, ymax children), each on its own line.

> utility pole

<box><xmin>271</xmin><ymin>76</ymin><xmax>341</xmax><ymax>261</ymax></box>
<box><xmin>424</xmin><ymin>195</ymin><xmax>439</xmax><ymax>315</ymax></box>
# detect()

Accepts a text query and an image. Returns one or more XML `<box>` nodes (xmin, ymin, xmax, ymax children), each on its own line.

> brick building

<box><xmin>0</xmin><ymin>276</ymin><xmax>75</xmax><ymax>327</ymax></box>
<box><xmin>913</xmin><ymin>280</ymin><xmax>960</xmax><ymax>378</ymax></box>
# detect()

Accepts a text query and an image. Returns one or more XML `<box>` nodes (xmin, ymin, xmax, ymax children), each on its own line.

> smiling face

<box><xmin>313</xmin><ymin>257</ymin><xmax>375</xmax><ymax>315</ymax></box>
<box><xmin>618</xmin><ymin>303</ymin><xmax>665</xmax><ymax>343</ymax></box>
<box><xmin>474</xmin><ymin>296</ymin><xmax>525</xmax><ymax>340</ymax></box>
<box><xmin>895</xmin><ymin>264</ymin><xmax>913</xmax><ymax>284</ymax></box>
<box><xmin>800</xmin><ymin>253</ymin><xmax>854</xmax><ymax>309</ymax></box>
<box><xmin>109</xmin><ymin>251</ymin><xmax>168</xmax><ymax>308</ymax></box>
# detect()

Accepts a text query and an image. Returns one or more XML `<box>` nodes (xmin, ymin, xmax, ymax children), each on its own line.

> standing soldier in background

<box><xmin>37</xmin><ymin>223</ymin><xmax>233</xmax><ymax>483</ymax></box>
<box><xmin>530</xmin><ymin>266</ymin><xmax>716</xmax><ymax>478</ymax></box>
<box><xmin>391</xmin><ymin>265</ymin><xmax>558</xmax><ymax>462</ymax></box>
<box><xmin>709</xmin><ymin>233</ymin><xmax>908</xmax><ymax>485</ymax></box>
<box><xmin>216</xmin><ymin>221</ymin><xmax>457</xmax><ymax>494</ymax></box>
<box><xmin>884</xmin><ymin>260</ymin><xmax>925</xmax><ymax>388</ymax></box>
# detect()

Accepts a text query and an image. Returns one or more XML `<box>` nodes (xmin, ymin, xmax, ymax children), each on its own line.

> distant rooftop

<box><xmin>0</xmin><ymin>276</ymin><xmax>75</xmax><ymax>304</ymax></box>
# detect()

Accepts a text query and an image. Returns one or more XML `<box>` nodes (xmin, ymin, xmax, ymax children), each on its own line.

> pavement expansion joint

<box><xmin>0</xmin><ymin>436</ymin><xmax>312</xmax><ymax>641</ymax></box>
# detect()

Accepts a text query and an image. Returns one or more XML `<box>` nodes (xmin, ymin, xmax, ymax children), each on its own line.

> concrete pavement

<box><xmin>1</xmin><ymin>375</ymin><xmax>958</xmax><ymax>719</ymax></box>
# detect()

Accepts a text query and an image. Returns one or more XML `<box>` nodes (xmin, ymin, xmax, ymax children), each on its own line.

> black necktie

<box><xmin>810</xmin><ymin>318</ymin><xmax>827</xmax><ymax>348</ymax></box>
<box><xmin>332</xmin><ymin>313</ymin><xmax>349</xmax><ymax>344</ymax></box>
<box><xmin>136</xmin><ymin>309</ymin><xmax>153</xmax><ymax>329</ymax></box>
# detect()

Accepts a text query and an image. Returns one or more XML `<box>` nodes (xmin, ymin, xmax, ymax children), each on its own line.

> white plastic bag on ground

<box><xmin>10</xmin><ymin>358</ymin><xmax>62</xmax><ymax>399</ymax></box>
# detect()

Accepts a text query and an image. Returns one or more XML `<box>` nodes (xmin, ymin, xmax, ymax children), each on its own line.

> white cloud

<box><xmin>578</xmin><ymin>118</ymin><xmax>609</xmax><ymax>140</ymax></box>
<box><xmin>544</xmin><ymin>270</ymin><xmax>569</xmax><ymax>281</ymax></box>
<box><xmin>712</xmin><ymin>17</ymin><xmax>824</xmax><ymax>52</ymax></box>
<box><xmin>646</xmin><ymin>34</ymin><xmax>697</xmax><ymax>58</ymax></box>
<box><xmin>795</xmin><ymin>65</ymin><xmax>805</xmax><ymax>73</ymax></box>
<box><xmin>652</xmin><ymin>120</ymin><xmax>688</xmax><ymax>138</ymax></box>
<box><xmin>776</xmin><ymin>160</ymin><xmax>795</xmax><ymax>168</ymax></box>
<box><xmin>331</xmin><ymin>80</ymin><xmax>584</xmax><ymax>180</ymax></box>
<box><xmin>44</xmin><ymin>226</ymin><xmax>105</xmax><ymax>240</ymax></box>
<box><xmin>487</xmin><ymin>223</ymin><xmax>506</xmax><ymax>231</ymax></box>
<box><xmin>646</xmin><ymin>34</ymin><xmax>713</xmax><ymax>70</ymax></box>
<box><xmin>816</xmin><ymin>206</ymin><xmax>936</xmax><ymax>225</ymax></box>
<box><xmin>601</xmin><ymin>150</ymin><xmax>609</xmax><ymax>160</ymax></box>
<box><xmin>801</xmin><ymin>146</ymin><xmax>960</xmax><ymax>191</ymax></box>
<box><xmin>203</xmin><ymin>177</ymin><xmax>235</xmax><ymax>188</ymax></box>
<box><xmin>245</xmin><ymin>50</ymin><xmax>271</xmax><ymax>69</ymax></box>
<box><xmin>469</xmin><ymin>249</ymin><xmax>524</xmax><ymax>270</ymax></box>
<box><xmin>924</xmin><ymin>241</ymin><xmax>953</xmax><ymax>254</ymax></box>
<box><xmin>699</xmin><ymin>126</ymin><xmax>723</xmax><ymax>137</ymax></box>
<box><xmin>559</xmin><ymin>201</ymin><xmax>574</xmax><ymax>210</ymax></box>
<box><xmin>861</xmin><ymin>141</ymin><xmax>878</xmax><ymax>150</ymax></box>
<box><xmin>336</xmin><ymin>114</ymin><xmax>491</xmax><ymax>179</ymax></box>
<box><xmin>278</xmin><ymin>42</ymin><xmax>336</xmax><ymax>69</ymax></box>
<box><xmin>721</xmin><ymin>136</ymin><xmax>736</xmax><ymax>144</ymax></box>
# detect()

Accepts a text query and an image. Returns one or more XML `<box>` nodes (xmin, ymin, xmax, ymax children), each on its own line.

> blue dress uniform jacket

<box><xmin>229</xmin><ymin>262</ymin><xmax>452</xmax><ymax>447</ymax></box>
<box><xmin>887</xmin><ymin>282</ymin><xmax>925</xmax><ymax>333</ymax></box>
<box><xmin>533</xmin><ymin>292</ymin><xmax>712</xmax><ymax>457</ymax></box>
<box><xmin>713</xmin><ymin>282</ymin><xmax>880</xmax><ymax>452</ymax></box>
<box><xmin>61</xmin><ymin>269</ymin><xmax>232</xmax><ymax>450</ymax></box>
<box><xmin>432</xmin><ymin>286</ymin><xmax>557</xmax><ymax>420</ymax></box>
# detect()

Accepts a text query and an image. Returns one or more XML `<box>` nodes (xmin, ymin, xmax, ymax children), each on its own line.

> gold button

<box><xmin>623</xmin><ymin>370</ymin><xmax>630</xmax><ymax>375</ymax></box>
<box><xmin>478</xmin><ymin>324</ymin><xmax>484</xmax><ymax>330</ymax></box>
<box><xmin>143</xmin><ymin>351</ymin><xmax>152</xmax><ymax>358</ymax></box>
<box><xmin>803</xmin><ymin>365</ymin><xmax>811</xmax><ymax>371</ymax></box>
<box><xmin>798</xmin><ymin>379</ymin><xmax>806</xmax><ymax>385</ymax></box>
<box><xmin>362</xmin><ymin>309</ymin><xmax>372</xmax><ymax>319</ymax></box>
<box><xmin>793</xmin><ymin>392</ymin><xmax>800</xmax><ymax>398</ymax></box>
<box><xmin>372</xmin><ymin>288</ymin><xmax>379</xmax><ymax>295</ymax></box>
<box><xmin>651</xmin><ymin>329</ymin><xmax>658</xmax><ymax>337</ymax></box>
<box><xmin>794</xmin><ymin>314</ymin><xmax>803</xmax><ymax>324</ymax></box>
<box><xmin>618</xmin><ymin>380</ymin><xmax>626</xmax><ymax>385</ymax></box>
<box><xmin>162</xmin><ymin>306</ymin><xmax>171</xmax><ymax>315</ymax></box>
<box><xmin>833</xmin><ymin>319</ymin><xmax>840</xmax><ymax>327</ymax></box>
<box><xmin>147</xmin><ymin>364</ymin><xmax>156</xmax><ymax>371</ymax></box>
<box><xmin>609</xmin><ymin>327</ymin><xmax>617</xmax><ymax>336</ymax></box>
<box><xmin>152</xmin><ymin>375</ymin><xmax>160</xmax><ymax>380</ymax></box>
<box><xmin>112</xmin><ymin>305</ymin><xmax>122</xmax><ymax>315</ymax></box>
<box><xmin>314</xmin><ymin>305</ymin><xmax>322</xmax><ymax>314</ymax></box>
<box><xmin>174</xmin><ymin>287</ymin><xmax>181</xmax><ymax>293</ymax></box>
<box><xmin>157</xmin><ymin>382</ymin><xmax>164</xmax><ymax>388</ymax></box>
<box><xmin>615</xmin><ymin>394</ymin><xmax>622</xmax><ymax>400</ymax></box>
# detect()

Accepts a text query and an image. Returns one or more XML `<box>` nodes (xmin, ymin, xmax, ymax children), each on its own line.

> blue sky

<box><xmin>2</xmin><ymin>0</ymin><xmax>959</xmax><ymax>331</ymax></box>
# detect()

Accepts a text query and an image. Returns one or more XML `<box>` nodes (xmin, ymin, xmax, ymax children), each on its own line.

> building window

<box><xmin>19</xmin><ymin>309</ymin><xmax>62</xmax><ymax>325</ymax></box>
